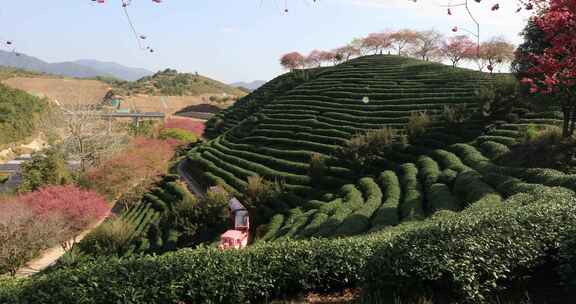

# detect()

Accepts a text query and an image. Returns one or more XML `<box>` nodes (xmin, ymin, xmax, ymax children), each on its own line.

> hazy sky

<box><xmin>1</xmin><ymin>0</ymin><xmax>531</xmax><ymax>83</ymax></box>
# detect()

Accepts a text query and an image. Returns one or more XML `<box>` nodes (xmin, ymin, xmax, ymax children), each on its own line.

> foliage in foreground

<box><xmin>1</xmin><ymin>187</ymin><xmax>575</xmax><ymax>303</ymax></box>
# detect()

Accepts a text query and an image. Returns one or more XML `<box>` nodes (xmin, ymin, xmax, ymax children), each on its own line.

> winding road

<box><xmin>177</xmin><ymin>158</ymin><xmax>205</xmax><ymax>198</ymax></box>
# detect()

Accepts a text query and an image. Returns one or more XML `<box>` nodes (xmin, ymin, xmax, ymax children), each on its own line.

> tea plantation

<box><xmin>3</xmin><ymin>55</ymin><xmax>576</xmax><ymax>303</ymax></box>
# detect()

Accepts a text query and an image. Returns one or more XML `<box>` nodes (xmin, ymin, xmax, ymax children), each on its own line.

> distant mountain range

<box><xmin>0</xmin><ymin>50</ymin><xmax>153</xmax><ymax>81</ymax></box>
<box><xmin>230</xmin><ymin>80</ymin><xmax>266</xmax><ymax>91</ymax></box>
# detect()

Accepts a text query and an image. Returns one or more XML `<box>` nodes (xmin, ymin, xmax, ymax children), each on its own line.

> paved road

<box><xmin>0</xmin><ymin>155</ymin><xmax>31</xmax><ymax>192</ymax></box>
<box><xmin>177</xmin><ymin>159</ymin><xmax>205</xmax><ymax>198</ymax></box>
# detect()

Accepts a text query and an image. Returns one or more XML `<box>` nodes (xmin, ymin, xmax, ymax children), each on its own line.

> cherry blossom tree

<box><xmin>305</xmin><ymin>50</ymin><xmax>324</xmax><ymax>67</ymax></box>
<box><xmin>280</xmin><ymin>52</ymin><xmax>305</xmax><ymax>70</ymax></box>
<box><xmin>85</xmin><ymin>137</ymin><xmax>175</xmax><ymax>199</ymax></box>
<box><xmin>390</xmin><ymin>29</ymin><xmax>420</xmax><ymax>56</ymax></box>
<box><xmin>333</xmin><ymin>45</ymin><xmax>360</xmax><ymax>62</ymax></box>
<box><xmin>319</xmin><ymin>50</ymin><xmax>337</xmax><ymax>65</ymax></box>
<box><xmin>477</xmin><ymin>37</ymin><xmax>516</xmax><ymax>73</ymax></box>
<box><xmin>519</xmin><ymin>0</ymin><xmax>576</xmax><ymax>137</ymax></box>
<box><xmin>440</xmin><ymin>35</ymin><xmax>476</xmax><ymax>68</ymax></box>
<box><xmin>411</xmin><ymin>30</ymin><xmax>444</xmax><ymax>61</ymax></box>
<box><xmin>362</xmin><ymin>32</ymin><xmax>393</xmax><ymax>55</ymax></box>
<box><xmin>19</xmin><ymin>185</ymin><xmax>110</xmax><ymax>231</ymax></box>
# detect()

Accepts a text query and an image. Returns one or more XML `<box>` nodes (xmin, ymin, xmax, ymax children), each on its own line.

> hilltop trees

<box><xmin>333</xmin><ymin>45</ymin><xmax>360</xmax><ymax>62</ymax></box>
<box><xmin>411</xmin><ymin>30</ymin><xmax>443</xmax><ymax>61</ymax></box>
<box><xmin>441</xmin><ymin>35</ymin><xmax>476</xmax><ymax>67</ymax></box>
<box><xmin>362</xmin><ymin>32</ymin><xmax>393</xmax><ymax>55</ymax></box>
<box><xmin>280</xmin><ymin>52</ymin><xmax>305</xmax><ymax>70</ymax></box>
<box><xmin>390</xmin><ymin>29</ymin><xmax>420</xmax><ymax>56</ymax></box>
<box><xmin>279</xmin><ymin>29</ymin><xmax>513</xmax><ymax>71</ymax></box>
<box><xmin>476</xmin><ymin>37</ymin><xmax>516</xmax><ymax>73</ymax></box>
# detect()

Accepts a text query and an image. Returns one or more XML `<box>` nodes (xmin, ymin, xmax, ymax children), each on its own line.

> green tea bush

<box><xmin>340</xmin><ymin>184</ymin><xmax>364</xmax><ymax>211</ymax></box>
<box><xmin>371</xmin><ymin>171</ymin><xmax>401</xmax><ymax>229</ymax></box>
<box><xmin>437</xmin><ymin>169</ymin><xmax>458</xmax><ymax>186</ymax></box>
<box><xmin>417</xmin><ymin>156</ymin><xmax>441</xmax><ymax>189</ymax></box>
<box><xmin>363</xmin><ymin>187</ymin><xmax>576</xmax><ymax>303</ymax></box>
<box><xmin>398</xmin><ymin>163</ymin><xmax>425</xmax><ymax>221</ymax></box>
<box><xmin>453</xmin><ymin>171</ymin><xmax>502</xmax><ymax>208</ymax></box>
<box><xmin>77</xmin><ymin>219</ymin><xmax>136</xmax><ymax>256</ymax></box>
<box><xmin>3</xmin><ymin>187</ymin><xmax>575</xmax><ymax>304</ymax></box>
<box><xmin>299</xmin><ymin>212</ymin><xmax>330</xmax><ymax>238</ymax></box>
<box><xmin>260</xmin><ymin>214</ymin><xmax>285</xmax><ymax>241</ymax></box>
<box><xmin>334</xmin><ymin>178</ymin><xmax>383</xmax><ymax>236</ymax></box>
<box><xmin>479</xmin><ymin>141</ymin><xmax>510</xmax><ymax>159</ymax></box>
<box><xmin>427</xmin><ymin>183</ymin><xmax>460</xmax><ymax>213</ymax></box>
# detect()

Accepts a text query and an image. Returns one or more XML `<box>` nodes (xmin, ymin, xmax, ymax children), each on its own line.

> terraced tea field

<box><xmin>191</xmin><ymin>55</ymin><xmax>572</xmax><ymax>240</ymax></box>
<box><xmin>195</xmin><ymin>56</ymin><xmax>492</xmax><ymax>193</ymax></box>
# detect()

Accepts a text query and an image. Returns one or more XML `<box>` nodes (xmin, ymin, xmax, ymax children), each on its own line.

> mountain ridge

<box><xmin>0</xmin><ymin>50</ymin><xmax>153</xmax><ymax>81</ymax></box>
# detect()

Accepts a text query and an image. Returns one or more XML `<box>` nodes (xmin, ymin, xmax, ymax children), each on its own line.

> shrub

<box><xmin>18</xmin><ymin>148</ymin><xmax>72</xmax><ymax>193</ymax></box>
<box><xmin>453</xmin><ymin>171</ymin><xmax>502</xmax><ymax>209</ymax></box>
<box><xmin>336</xmin><ymin>127</ymin><xmax>399</xmax><ymax>175</ymax></box>
<box><xmin>364</xmin><ymin>187</ymin><xmax>576</xmax><ymax>303</ymax></box>
<box><xmin>371</xmin><ymin>171</ymin><xmax>401</xmax><ymax>229</ymax></box>
<box><xmin>159</xmin><ymin>128</ymin><xmax>198</xmax><ymax>144</ymax></box>
<box><xmin>479</xmin><ymin>141</ymin><xmax>510</xmax><ymax>160</ymax></box>
<box><xmin>260</xmin><ymin>214</ymin><xmax>285</xmax><ymax>241</ymax></box>
<box><xmin>437</xmin><ymin>169</ymin><xmax>458</xmax><ymax>187</ymax></box>
<box><xmin>441</xmin><ymin>104</ymin><xmax>469</xmax><ymax>125</ymax></box>
<box><xmin>521</xmin><ymin>123</ymin><xmax>540</xmax><ymax>143</ymax></box>
<box><xmin>427</xmin><ymin>183</ymin><xmax>460</xmax><ymax>213</ymax></box>
<box><xmin>406</xmin><ymin>111</ymin><xmax>432</xmax><ymax>141</ymax></box>
<box><xmin>77</xmin><ymin>218</ymin><xmax>135</xmax><ymax>256</ymax></box>
<box><xmin>334</xmin><ymin>178</ymin><xmax>383</xmax><ymax>236</ymax></box>
<box><xmin>3</xmin><ymin>188</ymin><xmax>575</xmax><ymax>303</ymax></box>
<box><xmin>398</xmin><ymin>164</ymin><xmax>425</xmax><ymax>221</ymax></box>
<box><xmin>308</xmin><ymin>153</ymin><xmax>327</xmax><ymax>185</ymax></box>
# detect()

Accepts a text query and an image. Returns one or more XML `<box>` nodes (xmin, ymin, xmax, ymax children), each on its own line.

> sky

<box><xmin>1</xmin><ymin>0</ymin><xmax>532</xmax><ymax>83</ymax></box>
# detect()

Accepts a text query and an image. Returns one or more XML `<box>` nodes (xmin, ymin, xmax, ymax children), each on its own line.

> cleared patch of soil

<box><xmin>3</xmin><ymin>77</ymin><xmax>111</xmax><ymax>105</ymax></box>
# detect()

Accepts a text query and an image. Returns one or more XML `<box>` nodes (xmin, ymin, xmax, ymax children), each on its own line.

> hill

<box><xmin>73</xmin><ymin>60</ymin><xmax>153</xmax><ymax>81</ymax></box>
<box><xmin>103</xmin><ymin>69</ymin><xmax>246</xmax><ymax>98</ymax></box>
<box><xmin>230</xmin><ymin>80</ymin><xmax>266</xmax><ymax>91</ymax></box>
<box><xmin>2</xmin><ymin>77</ymin><xmax>111</xmax><ymax>106</ymax></box>
<box><xmin>0</xmin><ymin>83</ymin><xmax>49</xmax><ymax>148</ymax></box>
<box><xmin>0</xmin><ymin>50</ymin><xmax>152</xmax><ymax>80</ymax></box>
<box><xmin>196</xmin><ymin>55</ymin><xmax>570</xmax><ymax>236</ymax></box>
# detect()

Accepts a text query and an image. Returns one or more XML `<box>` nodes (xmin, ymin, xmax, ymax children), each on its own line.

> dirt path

<box><xmin>177</xmin><ymin>159</ymin><xmax>205</xmax><ymax>198</ymax></box>
<box><xmin>15</xmin><ymin>218</ymin><xmax>105</xmax><ymax>278</ymax></box>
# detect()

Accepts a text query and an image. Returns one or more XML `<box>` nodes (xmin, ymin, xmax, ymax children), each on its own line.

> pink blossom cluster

<box><xmin>522</xmin><ymin>0</ymin><xmax>576</xmax><ymax>95</ymax></box>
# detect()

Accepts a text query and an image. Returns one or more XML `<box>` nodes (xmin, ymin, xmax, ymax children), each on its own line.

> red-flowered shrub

<box><xmin>85</xmin><ymin>137</ymin><xmax>175</xmax><ymax>199</ymax></box>
<box><xmin>164</xmin><ymin>118</ymin><xmax>205</xmax><ymax>137</ymax></box>
<box><xmin>18</xmin><ymin>185</ymin><xmax>110</xmax><ymax>231</ymax></box>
